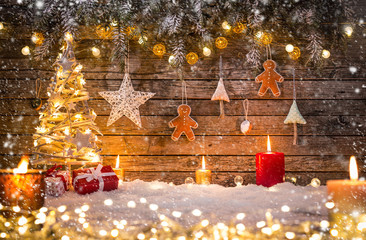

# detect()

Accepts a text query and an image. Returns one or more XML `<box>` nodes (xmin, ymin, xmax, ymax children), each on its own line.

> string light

<box><xmin>285</xmin><ymin>44</ymin><xmax>294</xmax><ymax>53</ymax></box>
<box><xmin>168</xmin><ymin>55</ymin><xmax>176</xmax><ymax>65</ymax></box>
<box><xmin>344</xmin><ymin>26</ymin><xmax>353</xmax><ymax>37</ymax></box>
<box><xmin>202</xmin><ymin>47</ymin><xmax>211</xmax><ymax>56</ymax></box>
<box><xmin>21</xmin><ymin>46</ymin><xmax>30</xmax><ymax>55</ymax></box>
<box><xmin>91</xmin><ymin>47</ymin><xmax>100</xmax><ymax>57</ymax></box>
<box><xmin>0</xmin><ymin>22</ymin><xmax>4</xmax><ymax>30</ymax></box>
<box><xmin>322</xmin><ymin>49</ymin><xmax>330</xmax><ymax>58</ymax></box>
<box><xmin>221</xmin><ymin>21</ymin><xmax>231</xmax><ymax>30</ymax></box>
<box><xmin>31</xmin><ymin>32</ymin><xmax>44</xmax><ymax>45</ymax></box>
<box><xmin>138</xmin><ymin>36</ymin><xmax>148</xmax><ymax>44</ymax></box>
<box><xmin>65</xmin><ymin>32</ymin><xmax>73</xmax><ymax>41</ymax></box>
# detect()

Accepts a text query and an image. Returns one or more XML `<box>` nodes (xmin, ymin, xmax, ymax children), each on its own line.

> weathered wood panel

<box><xmin>1</xmin><ymin>79</ymin><xmax>366</xmax><ymax>100</ymax></box>
<box><xmin>0</xmin><ymin>1</ymin><xmax>365</xmax><ymax>186</ymax></box>
<box><xmin>1</xmin><ymin>115</ymin><xmax>364</xmax><ymax>136</ymax></box>
<box><xmin>1</xmin><ymin>99</ymin><xmax>365</xmax><ymax>116</ymax></box>
<box><xmin>0</xmin><ymin>135</ymin><xmax>364</xmax><ymax>156</ymax></box>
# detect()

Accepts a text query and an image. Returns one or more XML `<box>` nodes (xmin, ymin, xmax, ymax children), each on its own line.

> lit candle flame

<box><xmin>13</xmin><ymin>155</ymin><xmax>29</xmax><ymax>174</ymax></box>
<box><xmin>267</xmin><ymin>135</ymin><xmax>271</xmax><ymax>152</ymax></box>
<box><xmin>115</xmin><ymin>155</ymin><xmax>120</xmax><ymax>169</ymax></box>
<box><xmin>349</xmin><ymin>156</ymin><xmax>358</xmax><ymax>181</ymax></box>
<box><xmin>202</xmin><ymin>156</ymin><xmax>206</xmax><ymax>170</ymax></box>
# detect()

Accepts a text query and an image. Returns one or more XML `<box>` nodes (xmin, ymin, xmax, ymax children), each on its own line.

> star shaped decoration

<box><xmin>68</xmin><ymin>102</ymin><xmax>76</xmax><ymax>110</ymax></box>
<box><xmin>55</xmin><ymin>40</ymin><xmax>76</xmax><ymax>75</ymax></box>
<box><xmin>70</xmin><ymin>129</ymin><xmax>92</xmax><ymax>152</ymax></box>
<box><xmin>99</xmin><ymin>73</ymin><xmax>155</xmax><ymax>127</ymax></box>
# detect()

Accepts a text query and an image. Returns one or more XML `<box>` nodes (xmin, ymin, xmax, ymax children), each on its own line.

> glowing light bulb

<box><xmin>322</xmin><ymin>49</ymin><xmax>330</xmax><ymax>59</ymax></box>
<box><xmin>91</xmin><ymin>47</ymin><xmax>100</xmax><ymax>57</ymax></box>
<box><xmin>138</xmin><ymin>36</ymin><xmax>148</xmax><ymax>44</ymax></box>
<box><xmin>285</xmin><ymin>44</ymin><xmax>294</xmax><ymax>53</ymax></box>
<box><xmin>0</xmin><ymin>22</ymin><xmax>4</xmax><ymax>30</ymax></box>
<box><xmin>255</xmin><ymin>31</ymin><xmax>263</xmax><ymax>39</ymax></box>
<box><xmin>222</xmin><ymin>21</ymin><xmax>231</xmax><ymax>30</ymax></box>
<box><xmin>65</xmin><ymin>32</ymin><xmax>73</xmax><ymax>41</ymax></box>
<box><xmin>168</xmin><ymin>55</ymin><xmax>176</xmax><ymax>65</ymax></box>
<box><xmin>344</xmin><ymin>26</ymin><xmax>353</xmax><ymax>37</ymax></box>
<box><xmin>21</xmin><ymin>46</ymin><xmax>30</xmax><ymax>55</ymax></box>
<box><xmin>203</xmin><ymin>47</ymin><xmax>211</xmax><ymax>56</ymax></box>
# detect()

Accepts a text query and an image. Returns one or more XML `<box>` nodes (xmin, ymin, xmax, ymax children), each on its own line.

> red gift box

<box><xmin>72</xmin><ymin>164</ymin><xmax>119</xmax><ymax>195</ymax></box>
<box><xmin>46</xmin><ymin>165</ymin><xmax>70</xmax><ymax>191</ymax></box>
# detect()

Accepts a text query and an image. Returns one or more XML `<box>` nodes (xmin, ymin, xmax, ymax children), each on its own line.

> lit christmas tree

<box><xmin>33</xmin><ymin>33</ymin><xmax>102</xmax><ymax>166</ymax></box>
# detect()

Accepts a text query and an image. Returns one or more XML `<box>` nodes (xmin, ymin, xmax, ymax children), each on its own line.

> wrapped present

<box><xmin>45</xmin><ymin>177</ymin><xmax>65</xmax><ymax>197</ymax></box>
<box><xmin>46</xmin><ymin>165</ymin><xmax>71</xmax><ymax>191</ymax></box>
<box><xmin>72</xmin><ymin>164</ymin><xmax>119</xmax><ymax>195</ymax></box>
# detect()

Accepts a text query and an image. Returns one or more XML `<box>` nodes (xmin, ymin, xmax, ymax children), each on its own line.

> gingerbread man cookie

<box><xmin>169</xmin><ymin>104</ymin><xmax>198</xmax><ymax>141</ymax></box>
<box><xmin>255</xmin><ymin>60</ymin><xmax>284</xmax><ymax>97</ymax></box>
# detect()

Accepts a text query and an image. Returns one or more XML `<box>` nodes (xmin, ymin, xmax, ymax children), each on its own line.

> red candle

<box><xmin>256</xmin><ymin>136</ymin><xmax>285</xmax><ymax>187</ymax></box>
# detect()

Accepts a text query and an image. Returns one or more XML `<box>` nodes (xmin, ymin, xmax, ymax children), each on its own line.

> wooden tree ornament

<box><xmin>211</xmin><ymin>55</ymin><xmax>230</xmax><ymax>118</ymax></box>
<box><xmin>284</xmin><ymin>69</ymin><xmax>306</xmax><ymax>145</ymax></box>
<box><xmin>33</xmin><ymin>34</ymin><xmax>102</xmax><ymax>166</ymax></box>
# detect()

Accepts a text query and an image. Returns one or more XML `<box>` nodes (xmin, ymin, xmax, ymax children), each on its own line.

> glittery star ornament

<box><xmin>99</xmin><ymin>73</ymin><xmax>155</xmax><ymax>127</ymax></box>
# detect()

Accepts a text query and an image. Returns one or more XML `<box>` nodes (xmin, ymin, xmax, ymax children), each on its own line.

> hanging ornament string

<box><xmin>35</xmin><ymin>78</ymin><xmax>42</xmax><ymax>99</ymax></box>
<box><xmin>293</xmin><ymin>68</ymin><xmax>296</xmax><ymax>100</ymax></box>
<box><xmin>243</xmin><ymin>99</ymin><xmax>249</xmax><ymax>121</ymax></box>
<box><xmin>266</xmin><ymin>45</ymin><xmax>272</xmax><ymax>60</ymax></box>
<box><xmin>219</xmin><ymin>55</ymin><xmax>223</xmax><ymax>79</ymax></box>
<box><xmin>240</xmin><ymin>99</ymin><xmax>252</xmax><ymax>134</ymax></box>
<box><xmin>179</xmin><ymin>69</ymin><xmax>188</xmax><ymax>105</ymax></box>
<box><xmin>125</xmin><ymin>42</ymin><xmax>130</xmax><ymax>75</ymax></box>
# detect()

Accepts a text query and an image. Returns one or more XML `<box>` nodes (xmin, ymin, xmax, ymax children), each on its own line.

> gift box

<box><xmin>46</xmin><ymin>165</ymin><xmax>71</xmax><ymax>191</ymax></box>
<box><xmin>72</xmin><ymin>164</ymin><xmax>119</xmax><ymax>195</ymax></box>
<box><xmin>45</xmin><ymin>177</ymin><xmax>65</xmax><ymax>197</ymax></box>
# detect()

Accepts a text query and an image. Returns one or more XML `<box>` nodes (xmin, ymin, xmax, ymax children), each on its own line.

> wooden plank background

<box><xmin>0</xmin><ymin>1</ymin><xmax>365</xmax><ymax>186</ymax></box>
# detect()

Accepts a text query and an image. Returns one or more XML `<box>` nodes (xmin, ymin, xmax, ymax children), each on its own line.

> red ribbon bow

<box><xmin>46</xmin><ymin>164</ymin><xmax>63</xmax><ymax>177</ymax></box>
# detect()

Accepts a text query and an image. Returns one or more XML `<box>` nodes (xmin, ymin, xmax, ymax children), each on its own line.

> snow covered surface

<box><xmin>46</xmin><ymin>180</ymin><xmax>328</xmax><ymax>230</ymax></box>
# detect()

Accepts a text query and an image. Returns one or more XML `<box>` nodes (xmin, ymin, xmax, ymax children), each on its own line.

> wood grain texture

<box><xmin>1</xmin><ymin>79</ymin><xmax>366</xmax><ymax>100</ymax></box>
<box><xmin>0</xmin><ymin>135</ymin><xmax>364</xmax><ymax>156</ymax></box>
<box><xmin>0</xmin><ymin>2</ymin><xmax>365</xmax><ymax>186</ymax></box>
<box><xmin>1</xmin><ymin>115</ymin><xmax>364</xmax><ymax>136</ymax></box>
<box><xmin>1</xmin><ymin>99</ymin><xmax>365</xmax><ymax>116</ymax></box>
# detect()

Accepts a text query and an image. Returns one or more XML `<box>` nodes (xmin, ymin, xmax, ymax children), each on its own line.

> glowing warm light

<box><xmin>236</xmin><ymin>223</ymin><xmax>245</xmax><ymax>231</ymax></box>
<box><xmin>57</xmin><ymin>205</ymin><xmax>67</xmax><ymax>212</ymax></box>
<box><xmin>325</xmin><ymin>201</ymin><xmax>335</xmax><ymax>209</ymax></box>
<box><xmin>192</xmin><ymin>209</ymin><xmax>202</xmax><ymax>216</ymax></box>
<box><xmin>104</xmin><ymin>199</ymin><xmax>113</xmax><ymax>206</ymax></box>
<box><xmin>256</xmin><ymin>31</ymin><xmax>263</xmax><ymax>39</ymax></box>
<box><xmin>285</xmin><ymin>44</ymin><xmax>294</xmax><ymax>53</ymax></box>
<box><xmin>201</xmin><ymin>219</ymin><xmax>209</xmax><ymax>227</ymax></box>
<box><xmin>111</xmin><ymin>229</ymin><xmax>119</xmax><ymax>237</ymax></box>
<box><xmin>322</xmin><ymin>49</ymin><xmax>330</xmax><ymax>59</ymax></box>
<box><xmin>330</xmin><ymin>228</ymin><xmax>338</xmax><ymax>237</ymax></box>
<box><xmin>65</xmin><ymin>32</ymin><xmax>73</xmax><ymax>41</ymax></box>
<box><xmin>285</xmin><ymin>232</ymin><xmax>295</xmax><ymax>239</ymax></box>
<box><xmin>0</xmin><ymin>22</ymin><xmax>4</xmax><ymax>30</ymax></box>
<box><xmin>99</xmin><ymin>230</ymin><xmax>107</xmax><ymax>236</ymax></box>
<box><xmin>172</xmin><ymin>211</ymin><xmax>182</xmax><ymax>218</ymax></box>
<box><xmin>267</xmin><ymin>135</ymin><xmax>271</xmax><ymax>152</ymax></box>
<box><xmin>349</xmin><ymin>156</ymin><xmax>358</xmax><ymax>180</ymax></box>
<box><xmin>281</xmin><ymin>205</ymin><xmax>290</xmax><ymax>212</ymax></box>
<box><xmin>344</xmin><ymin>26</ymin><xmax>353</xmax><ymax>37</ymax></box>
<box><xmin>127</xmin><ymin>201</ymin><xmax>136</xmax><ymax>208</ymax></box>
<box><xmin>201</xmin><ymin>156</ymin><xmax>206</xmax><ymax>170</ymax></box>
<box><xmin>256</xmin><ymin>221</ymin><xmax>266</xmax><ymax>228</ymax></box>
<box><xmin>18</xmin><ymin>216</ymin><xmax>27</xmax><ymax>226</ymax></box>
<box><xmin>168</xmin><ymin>55</ymin><xmax>176</xmax><ymax>65</ymax></box>
<box><xmin>91</xmin><ymin>47</ymin><xmax>100</xmax><ymax>57</ymax></box>
<box><xmin>115</xmin><ymin>155</ymin><xmax>120</xmax><ymax>168</ymax></box>
<box><xmin>75</xmin><ymin>65</ymin><xmax>83</xmax><ymax>72</ymax></box>
<box><xmin>13</xmin><ymin>155</ymin><xmax>29</xmax><ymax>174</ymax></box>
<box><xmin>222</xmin><ymin>21</ymin><xmax>231</xmax><ymax>30</ymax></box>
<box><xmin>320</xmin><ymin>220</ymin><xmax>329</xmax><ymax>228</ymax></box>
<box><xmin>138</xmin><ymin>36</ymin><xmax>148</xmax><ymax>44</ymax></box>
<box><xmin>203</xmin><ymin>47</ymin><xmax>211</xmax><ymax>57</ymax></box>
<box><xmin>21</xmin><ymin>46</ymin><xmax>30</xmax><ymax>55</ymax></box>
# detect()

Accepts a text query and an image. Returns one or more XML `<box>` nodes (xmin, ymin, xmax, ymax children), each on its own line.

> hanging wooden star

<box><xmin>99</xmin><ymin>73</ymin><xmax>155</xmax><ymax>127</ymax></box>
<box><xmin>70</xmin><ymin>129</ymin><xmax>92</xmax><ymax>152</ymax></box>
